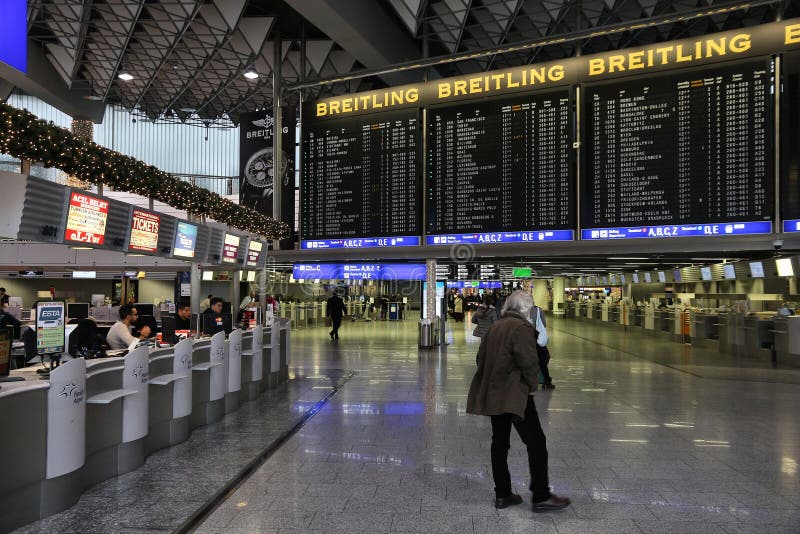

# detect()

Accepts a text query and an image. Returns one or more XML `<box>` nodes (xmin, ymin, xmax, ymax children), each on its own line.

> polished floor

<box><xmin>192</xmin><ymin>315</ymin><xmax>800</xmax><ymax>534</ymax></box>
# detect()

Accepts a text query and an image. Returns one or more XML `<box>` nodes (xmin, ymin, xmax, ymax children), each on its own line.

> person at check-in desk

<box><xmin>175</xmin><ymin>302</ymin><xmax>192</xmax><ymax>330</ymax></box>
<box><xmin>106</xmin><ymin>304</ymin><xmax>151</xmax><ymax>350</ymax></box>
<box><xmin>200</xmin><ymin>297</ymin><xmax>222</xmax><ymax>335</ymax></box>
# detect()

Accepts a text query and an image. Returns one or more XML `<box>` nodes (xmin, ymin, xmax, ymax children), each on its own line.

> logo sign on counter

<box><xmin>35</xmin><ymin>301</ymin><xmax>66</xmax><ymax>355</ymax></box>
<box><xmin>245</xmin><ymin>240</ymin><xmax>263</xmax><ymax>268</ymax></box>
<box><xmin>173</xmin><ymin>222</ymin><xmax>198</xmax><ymax>258</ymax></box>
<box><xmin>222</xmin><ymin>233</ymin><xmax>241</xmax><ymax>263</ymax></box>
<box><xmin>64</xmin><ymin>192</ymin><xmax>109</xmax><ymax>245</ymax></box>
<box><xmin>129</xmin><ymin>209</ymin><xmax>160</xmax><ymax>252</ymax></box>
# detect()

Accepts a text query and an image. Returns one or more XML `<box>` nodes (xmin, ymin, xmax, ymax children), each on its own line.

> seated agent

<box><xmin>175</xmin><ymin>302</ymin><xmax>192</xmax><ymax>330</ymax></box>
<box><xmin>200</xmin><ymin>297</ymin><xmax>222</xmax><ymax>336</ymax></box>
<box><xmin>106</xmin><ymin>304</ymin><xmax>151</xmax><ymax>350</ymax></box>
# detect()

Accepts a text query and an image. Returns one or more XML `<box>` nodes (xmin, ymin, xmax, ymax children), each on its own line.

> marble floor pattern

<box><xmin>196</xmin><ymin>315</ymin><xmax>800</xmax><ymax>534</ymax></box>
<box><xmin>12</xmin><ymin>374</ymin><xmax>346</xmax><ymax>534</ymax></box>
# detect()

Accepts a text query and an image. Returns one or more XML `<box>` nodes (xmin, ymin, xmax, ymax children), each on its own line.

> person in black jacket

<box><xmin>326</xmin><ymin>291</ymin><xmax>346</xmax><ymax>341</ymax></box>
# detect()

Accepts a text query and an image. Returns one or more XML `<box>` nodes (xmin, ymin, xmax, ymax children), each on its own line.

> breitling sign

<box><xmin>313</xmin><ymin>17</ymin><xmax>800</xmax><ymax>118</ymax></box>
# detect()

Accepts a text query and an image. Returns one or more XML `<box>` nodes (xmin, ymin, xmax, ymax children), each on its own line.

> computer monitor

<box><xmin>221</xmin><ymin>301</ymin><xmax>232</xmax><ymax>315</ymax></box>
<box><xmin>7</xmin><ymin>297</ymin><xmax>22</xmax><ymax>309</ymax></box>
<box><xmin>0</xmin><ymin>327</ymin><xmax>11</xmax><ymax>377</ymax></box>
<box><xmin>67</xmin><ymin>302</ymin><xmax>90</xmax><ymax>320</ymax></box>
<box><xmin>749</xmin><ymin>261</ymin><xmax>765</xmax><ymax>278</ymax></box>
<box><xmin>202</xmin><ymin>313</ymin><xmax>225</xmax><ymax>336</ymax></box>
<box><xmin>134</xmin><ymin>303</ymin><xmax>155</xmax><ymax>317</ymax></box>
<box><xmin>222</xmin><ymin>313</ymin><xmax>233</xmax><ymax>335</ymax></box>
<box><xmin>657</xmin><ymin>271</ymin><xmax>666</xmax><ymax>283</ymax></box>
<box><xmin>723</xmin><ymin>263</ymin><xmax>737</xmax><ymax>280</ymax></box>
<box><xmin>161</xmin><ymin>315</ymin><xmax>177</xmax><ymax>345</ymax></box>
<box><xmin>700</xmin><ymin>267</ymin><xmax>712</xmax><ymax>281</ymax></box>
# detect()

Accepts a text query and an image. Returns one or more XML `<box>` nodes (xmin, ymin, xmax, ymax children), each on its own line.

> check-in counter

<box><xmin>147</xmin><ymin>339</ymin><xmax>192</xmax><ymax>454</ymax></box>
<box><xmin>609</xmin><ymin>305</ymin><xmax>620</xmax><ymax>324</ymax></box>
<box><xmin>225</xmin><ymin>328</ymin><xmax>242</xmax><ymax>414</ymax></box>
<box><xmin>633</xmin><ymin>306</ymin><xmax>643</xmax><ymax>327</ymax></box>
<box><xmin>240</xmin><ymin>328</ymin><xmax>262</xmax><ymax>401</ymax></box>
<box><xmin>601</xmin><ymin>304</ymin><xmax>609</xmax><ymax>322</ymax></box>
<box><xmin>692</xmin><ymin>312</ymin><xmax>719</xmax><ymax>349</ymax></box>
<box><xmin>644</xmin><ymin>306</ymin><xmax>655</xmax><ymax>330</ymax></box>
<box><xmin>655</xmin><ymin>310</ymin><xmax>672</xmax><ymax>334</ymax></box>
<box><xmin>0</xmin><ymin>360</ymin><xmax>83</xmax><ymax>533</ymax></box>
<box><xmin>564</xmin><ymin>302</ymin><xmax>576</xmax><ymax>319</ymax></box>
<box><xmin>277</xmin><ymin>318</ymin><xmax>291</xmax><ymax>382</ymax></box>
<box><xmin>190</xmin><ymin>331</ymin><xmax>226</xmax><ymax>428</ymax></box>
<box><xmin>743</xmin><ymin>315</ymin><xmax>774</xmax><ymax>361</ymax></box>
<box><xmin>773</xmin><ymin>316</ymin><xmax>800</xmax><ymax>367</ymax></box>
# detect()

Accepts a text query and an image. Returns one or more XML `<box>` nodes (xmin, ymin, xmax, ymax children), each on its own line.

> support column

<box><xmin>272</xmin><ymin>28</ymin><xmax>283</xmax><ymax>227</ymax></box>
<box><xmin>425</xmin><ymin>259</ymin><xmax>437</xmax><ymax>320</ymax></box>
<box><xmin>259</xmin><ymin>268</ymin><xmax>268</xmax><ymax>316</ymax></box>
<box><xmin>552</xmin><ymin>277</ymin><xmax>566</xmax><ymax>317</ymax></box>
<box><xmin>231</xmin><ymin>271</ymin><xmax>241</xmax><ymax>319</ymax></box>
<box><xmin>190</xmin><ymin>262</ymin><xmax>202</xmax><ymax>315</ymax></box>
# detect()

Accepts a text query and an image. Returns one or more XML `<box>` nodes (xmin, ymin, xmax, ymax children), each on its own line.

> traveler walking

<box><xmin>471</xmin><ymin>294</ymin><xmax>500</xmax><ymax>337</ymax></box>
<box><xmin>326</xmin><ymin>290</ymin><xmax>346</xmax><ymax>341</ymax></box>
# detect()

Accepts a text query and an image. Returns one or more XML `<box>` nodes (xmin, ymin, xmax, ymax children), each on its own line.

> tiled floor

<box><xmin>197</xmin><ymin>315</ymin><xmax>800</xmax><ymax>534</ymax></box>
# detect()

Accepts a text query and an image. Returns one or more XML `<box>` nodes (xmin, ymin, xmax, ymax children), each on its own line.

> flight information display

<box><xmin>301</xmin><ymin>109</ymin><xmax>421</xmax><ymax>244</ymax></box>
<box><xmin>583</xmin><ymin>60</ymin><xmax>773</xmax><ymax>240</ymax></box>
<box><xmin>426</xmin><ymin>90</ymin><xmax>574</xmax><ymax>244</ymax></box>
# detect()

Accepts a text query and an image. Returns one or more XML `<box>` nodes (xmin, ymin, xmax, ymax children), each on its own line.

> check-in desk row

<box><xmin>0</xmin><ymin>319</ymin><xmax>291</xmax><ymax>533</ymax></box>
<box><xmin>279</xmin><ymin>302</ymin><xmax>326</xmax><ymax>327</ymax></box>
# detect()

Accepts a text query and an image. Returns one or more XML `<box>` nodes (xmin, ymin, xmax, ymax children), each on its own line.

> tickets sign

<box><xmin>245</xmin><ymin>240</ymin><xmax>263</xmax><ymax>267</ymax></box>
<box><xmin>64</xmin><ymin>192</ymin><xmax>109</xmax><ymax>245</ymax></box>
<box><xmin>129</xmin><ymin>209</ymin><xmax>160</xmax><ymax>252</ymax></box>
<box><xmin>222</xmin><ymin>233</ymin><xmax>240</xmax><ymax>263</ymax></box>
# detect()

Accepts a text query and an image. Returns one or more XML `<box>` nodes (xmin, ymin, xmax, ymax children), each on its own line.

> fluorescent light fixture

<box><xmin>118</xmin><ymin>72</ymin><xmax>134</xmax><ymax>81</ymax></box>
<box><xmin>72</xmin><ymin>271</ymin><xmax>96</xmax><ymax>279</ymax></box>
<box><xmin>243</xmin><ymin>68</ymin><xmax>259</xmax><ymax>79</ymax></box>
<box><xmin>202</xmin><ymin>271</ymin><xmax>213</xmax><ymax>281</ymax></box>
<box><xmin>608</xmin><ymin>257</ymin><xmax>649</xmax><ymax>260</ymax></box>
<box><xmin>776</xmin><ymin>258</ymin><xmax>794</xmax><ymax>277</ymax></box>
<box><xmin>70</xmin><ymin>246</ymin><xmax>93</xmax><ymax>250</ymax></box>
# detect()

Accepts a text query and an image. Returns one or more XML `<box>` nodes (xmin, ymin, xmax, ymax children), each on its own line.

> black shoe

<box><xmin>329</xmin><ymin>331</ymin><xmax>334</xmax><ymax>340</ymax></box>
<box><xmin>494</xmin><ymin>494</ymin><xmax>523</xmax><ymax>509</ymax></box>
<box><xmin>543</xmin><ymin>382</ymin><xmax>555</xmax><ymax>390</ymax></box>
<box><xmin>532</xmin><ymin>494</ymin><xmax>570</xmax><ymax>512</ymax></box>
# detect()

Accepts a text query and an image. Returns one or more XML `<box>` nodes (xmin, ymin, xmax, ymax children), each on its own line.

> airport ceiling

<box><xmin>21</xmin><ymin>0</ymin><xmax>799</xmax><ymax>125</ymax></box>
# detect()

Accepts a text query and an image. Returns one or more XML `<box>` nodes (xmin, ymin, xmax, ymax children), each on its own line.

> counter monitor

<box><xmin>67</xmin><ymin>303</ymin><xmax>89</xmax><ymax>320</ymax></box>
<box><xmin>657</xmin><ymin>271</ymin><xmax>666</xmax><ymax>283</ymax></box>
<box><xmin>644</xmin><ymin>272</ymin><xmax>652</xmax><ymax>283</ymax></box>
<box><xmin>723</xmin><ymin>263</ymin><xmax>737</xmax><ymax>279</ymax></box>
<box><xmin>222</xmin><ymin>233</ymin><xmax>240</xmax><ymax>264</ymax></box>
<box><xmin>173</xmin><ymin>221</ymin><xmax>198</xmax><ymax>258</ymax></box>
<box><xmin>749</xmin><ymin>261</ymin><xmax>765</xmax><ymax>278</ymax></box>
<box><xmin>632</xmin><ymin>273</ymin><xmax>639</xmax><ymax>283</ymax></box>
<box><xmin>701</xmin><ymin>266</ymin><xmax>713</xmax><ymax>281</ymax></box>
<box><xmin>673</xmin><ymin>270</ymin><xmax>682</xmax><ymax>283</ymax></box>
<box><xmin>776</xmin><ymin>257</ymin><xmax>795</xmax><ymax>277</ymax></box>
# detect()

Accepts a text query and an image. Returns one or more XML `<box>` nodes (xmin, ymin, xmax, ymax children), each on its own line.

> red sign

<box><xmin>129</xmin><ymin>209</ymin><xmax>160</xmax><ymax>252</ymax></box>
<box><xmin>64</xmin><ymin>192</ymin><xmax>109</xmax><ymax>245</ymax></box>
<box><xmin>246</xmin><ymin>240</ymin><xmax>263</xmax><ymax>267</ymax></box>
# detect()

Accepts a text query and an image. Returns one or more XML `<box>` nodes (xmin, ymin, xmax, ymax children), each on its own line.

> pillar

<box><xmin>190</xmin><ymin>262</ymin><xmax>202</xmax><ymax>315</ymax></box>
<box><xmin>425</xmin><ymin>259</ymin><xmax>437</xmax><ymax>320</ymax></box>
<box><xmin>231</xmin><ymin>271</ymin><xmax>241</xmax><ymax>317</ymax></box>
<box><xmin>552</xmin><ymin>276</ymin><xmax>566</xmax><ymax>316</ymax></box>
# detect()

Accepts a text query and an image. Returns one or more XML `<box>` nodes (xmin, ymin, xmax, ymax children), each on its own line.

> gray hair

<box><xmin>501</xmin><ymin>291</ymin><xmax>533</xmax><ymax>322</ymax></box>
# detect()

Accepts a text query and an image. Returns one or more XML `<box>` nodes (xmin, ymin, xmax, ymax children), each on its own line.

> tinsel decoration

<box><xmin>0</xmin><ymin>102</ymin><xmax>290</xmax><ymax>239</ymax></box>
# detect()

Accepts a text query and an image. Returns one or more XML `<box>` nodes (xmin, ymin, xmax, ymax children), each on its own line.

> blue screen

<box><xmin>0</xmin><ymin>0</ymin><xmax>27</xmax><ymax>73</ymax></box>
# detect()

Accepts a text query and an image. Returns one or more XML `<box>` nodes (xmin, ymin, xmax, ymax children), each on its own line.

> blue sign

<box><xmin>173</xmin><ymin>222</ymin><xmax>198</xmax><ymax>258</ymax></box>
<box><xmin>0</xmin><ymin>0</ymin><xmax>27</xmax><ymax>73</ymax></box>
<box><xmin>293</xmin><ymin>263</ymin><xmax>426</xmax><ymax>281</ymax></box>
<box><xmin>301</xmin><ymin>236</ymin><xmax>420</xmax><ymax>249</ymax></box>
<box><xmin>581</xmin><ymin>221</ymin><xmax>771</xmax><ymax>240</ymax></box>
<box><xmin>446</xmin><ymin>281</ymin><xmax>503</xmax><ymax>289</ymax></box>
<box><xmin>427</xmin><ymin>230</ymin><xmax>574</xmax><ymax>245</ymax></box>
<box><xmin>783</xmin><ymin>220</ymin><xmax>800</xmax><ymax>233</ymax></box>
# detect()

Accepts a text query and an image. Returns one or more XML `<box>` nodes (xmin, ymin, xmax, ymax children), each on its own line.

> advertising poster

<box><xmin>129</xmin><ymin>209</ymin><xmax>160</xmax><ymax>252</ymax></box>
<box><xmin>239</xmin><ymin>109</ymin><xmax>296</xmax><ymax>246</ymax></box>
<box><xmin>246</xmin><ymin>240</ymin><xmax>263</xmax><ymax>268</ymax></box>
<box><xmin>64</xmin><ymin>192</ymin><xmax>109</xmax><ymax>245</ymax></box>
<box><xmin>36</xmin><ymin>301</ymin><xmax>65</xmax><ymax>355</ymax></box>
<box><xmin>222</xmin><ymin>233</ymin><xmax>240</xmax><ymax>263</ymax></box>
<box><xmin>173</xmin><ymin>222</ymin><xmax>198</xmax><ymax>258</ymax></box>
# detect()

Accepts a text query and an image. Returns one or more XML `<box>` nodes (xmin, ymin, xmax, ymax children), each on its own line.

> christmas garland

<box><xmin>0</xmin><ymin>102</ymin><xmax>290</xmax><ymax>239</ymax></box>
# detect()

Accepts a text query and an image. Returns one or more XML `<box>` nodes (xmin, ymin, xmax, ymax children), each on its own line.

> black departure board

<box><xmin>301</xmin><ymin>109</ymin><xmax>420</xmax><ymax>240</ymax></box>
<box><xmin>584</xmin><ymin>60</ymin><xmax>773</xmax><ymax>229</ymax></box>
<box><xmin>426</xmin><ymin>90</ymin><xmax>573</xmax><ymax>235</ymax></box>
<box><xmin>781</xmin><ymin>50</ymin><xmax>800</xmax><ymax>228</ymax></box>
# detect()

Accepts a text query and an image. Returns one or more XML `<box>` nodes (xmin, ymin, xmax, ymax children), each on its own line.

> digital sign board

<box><xmin>245</xmin><ymin>240</ymin><xmax>263</xmax><ymax>268</ymax></box>
<box><xmin>173</xmin><ymin>222</ymin><xmax>198</xmax><ymax>258</ymax></box>
<box><xmin>222</xmin><ymin>233</ymin><xmax>240</xmax><ymax>264</ymax></box>
<box><xmin>128</xmin><ymin>209</ymin><xmax>160</xmax><ymax>252</ymax></box>
<box><xmin>64</xmin><ymin>192</ymin><xmax>109</xmax><ymax>245</ymax></box>
<box><xmin>292</xmin><ymin>263</ymin><xmax>426</xmax><ymax>281</ymax></box>
<box><xmin>36</xmin><ymin>301</ymin><xmax>65</xmax><ymax>355</ymax></box>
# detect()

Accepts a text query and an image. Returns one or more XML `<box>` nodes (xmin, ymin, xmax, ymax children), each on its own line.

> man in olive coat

<box><xmin>467</xmin><ymin>291</ymin><xmax>570</xmax><ymax>513</ymax></box>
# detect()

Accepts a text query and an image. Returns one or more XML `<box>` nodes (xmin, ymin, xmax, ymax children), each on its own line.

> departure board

<box><xmin>427</xmin><ymin>90</ymin><xmax>574</xmax><ymax>242</ymax></box>
<box><xmin>781</xmin><ymin>51</ymin><xmax>800</xmax><ymax>233</ymax></box>
<box><xmin>301</xmin><ymin>109</ymin><xmax>421</xmax><ymax>242</ymax></box>
<box><xmin>583</xmin><ymin>60</ymin><xmax>773</xmax><ymax>239</ymax></box>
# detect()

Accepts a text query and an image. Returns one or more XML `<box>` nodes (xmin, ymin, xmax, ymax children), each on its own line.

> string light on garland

<box><xmin>0</xmin><ymin>102</ymin><xmax>289</xmax><ymax>239</ymax></box>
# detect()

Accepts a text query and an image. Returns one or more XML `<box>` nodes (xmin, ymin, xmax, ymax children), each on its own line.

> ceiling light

<box><xmin>243</xmin><ymin>68</ymin><xmax>259</xmax><ymax>80</ymax></box>
<box><xmin>608</xmin><ymin>257</ymin><xmax>649</xmax><ymax>260</ymax></box>
<box><xmin>118</xmin><ymin>72</ymin><xmax>134</xmax><ymax>81</ymax></box>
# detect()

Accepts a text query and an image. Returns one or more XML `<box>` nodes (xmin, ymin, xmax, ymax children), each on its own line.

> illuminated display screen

<box><xmin>723</xmin><ymin>263</ymin><xmax>737</xmax><ymax>279</ymax></box>
<box><xmin>776</xmin><ymin>258</ymin><xmax>795</xmax><ymax>277</ymax></box>
<box><xmin>245</xmin><ymin>240</ymin><xmax>263</xmax><ymax>268</ymax></box>
<box><xmin>749</xmin><ymin>261</ymin><xmax>765</xmax><ymax>278</ymax></box>
<box><xmin>0</xmin><ymin>0</ymin><xmax>26</xmax><ymax>73</ymax></box>
<box><xmin>657</xmin><ymin>272</ymin><xmax>666</xmax><ymax>283</ymax></box>
<box><xmin>173</xmin><ymin>222</ymin><xmax>198</xmax><ymax>258</ymax></box>
<box><xmin>426</xmin><ymin>90</ymin><xmax>573</xmax><ymax>242</ymax></box>
<box><xmin>302</xmin><ymin>108</ymin><xmax>421</xmax><ymax>241</ymax></box>
<box><xmin>64</xmin><ymin>192</ymin><xmax>109</xmax><ymax>245</ymax></box>
<box><xmin>128</xmin><ymin>209</ymin><xmax>160</xmax><ymax>252</ymax></box>
<box><xmin>701</xmin><ymin>267</ymin><xmax>713</xmax><ymax>281</ymax></box>
<box><xmin>292</xmin><ymin>263</ymin><xmax>426</xmax><ymax>281</ymax></box>
<box><xmin>222</xmin><ymin>233</ymin><xmax>240</xmax><ymax>264</ymax></box>
<box><xmin>582</xmin><ymin>60</ymin><xmax>773</xmax><ymax>239</ymax></box>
